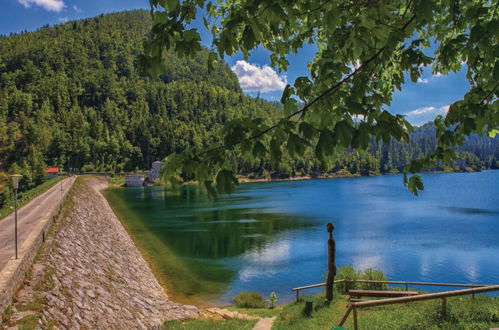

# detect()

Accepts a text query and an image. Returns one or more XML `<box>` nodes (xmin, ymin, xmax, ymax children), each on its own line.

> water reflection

<box><xmin>106</xmin><ymin>171</ymin><xmax>499</xmax><ymax>304</ymax></box>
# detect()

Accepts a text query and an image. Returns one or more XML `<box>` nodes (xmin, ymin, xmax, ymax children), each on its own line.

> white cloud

<box><xmin>58</xmin><ymin>16</ymin><xmax>68</xmax><ymax>23</ymax></box>
<box><xmin>417</xmin><ymin>77</ymin><xmax>429</xmax><ymax>84</ymax></box>
<box><xmin>231</xmin><ymin>60</ymin><xmax>287</xmax><ymax>93</ymax></box>
<box><xmin>407</xmin><ymin>105</ymin><xmax>449</xmax><ymax>116</ymax></box>
<box><xmin>73</xmin><ymin>5</ymin><xmax>81</xmax><ymax>13</ymax></box>
<box><xmin>405</xmin><ymin>105</ymin><xmax>450</xmax><ymax>126</ymax></box>
<box><xmin>19</xmin><ymin>0</ymin><xmax>65</xmax><ymax>11</ymax></box>
<box><xmin>433</xmin><ymin>72</ymin><xmax>443</xmax><ymax>77</ymax></box>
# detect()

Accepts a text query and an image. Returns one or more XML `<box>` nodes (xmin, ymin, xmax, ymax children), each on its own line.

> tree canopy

<box><xmin>143</xmin><ymin>0</ymin><xmax>498</xmax><ymax>195</ymax></box>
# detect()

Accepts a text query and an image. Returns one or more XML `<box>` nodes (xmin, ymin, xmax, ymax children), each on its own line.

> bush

<box><xmin>334</xmin><ymin>265</ymin><xmax>388</xmax><ymax>294</ymax></box>
<box><xmin>234</xmin><ymin>291</ymin><xmax>265</xmax><ymax>308</ymax></box>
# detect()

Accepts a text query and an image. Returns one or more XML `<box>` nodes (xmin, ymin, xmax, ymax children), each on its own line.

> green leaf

<box><xmin>269</xmin><ymin>138</ymin><xmax>282</xmax><ymax>165</ymax></box>
<box><xmin>280</xmin><ymin>84</ymin><xmax>294</xmax><ymax>104</ymax></box>
<box><xmin>325</xmin><ymin>10</ymin><xmax>339</xmax><ymax>32</ymax></box>
<box><xmin>216</xmin><ymin>169</ymin><xmax>238</xmax><ymax>194</ymax></box>
<box><xmin>242</xmin><ymin>25</ymin><xmax>256</xmax><ymax>50</ymax></box>
<box><xmin>315</xmin><ymin>129</ymin><xmax>335</xmax><ymax>163</ymax></box>
<box><xmin>407</xmin><ymin>175</ymin><xmax>424</xmax><ymax>196</ymax></box>
<box><xmin>204</xmin><ymin>180</ymin><xmax>217</xmax><ymax>199</ymax></box>
<box><xmin>283</xmin><ymin>98</ymin><xmax>298</xmax><ymax>116</ymax></box>
<box><xmin>299</xmin><ymin>122</ymin><xmax>316</xmax><ymax>140</ymax></box>
<box><xmin>165</xmin><ymin>0</ymin><xmax>179</xmax><ymax>11</ymax></box>
<box><xmin>252</xmin><ymin>141</ymin><xmax>267</xmax><ymax>157</ymax></box>
<box><xmin>287</xmin><ymin>133</ymin><xmax>307</xmax><ymax>158</ymax></box>
<box><xmin>416</xmin><ymin>0</ymin><xmax>434</xmax><ymax>22</ymax></box>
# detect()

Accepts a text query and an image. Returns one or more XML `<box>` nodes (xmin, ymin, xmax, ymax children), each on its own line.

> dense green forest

<box><xmin>0</xmin><ymin>10</ymin><xmax>498</xmax><ymax>201</ymax></box>
<box><xmin>0</xmin><ymin>10</ymin><xmax>279</xmax><ymax>193</ymax></box>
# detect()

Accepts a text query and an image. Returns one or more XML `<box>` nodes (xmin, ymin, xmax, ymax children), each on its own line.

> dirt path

<box><xmin>2</xmin><ymin>176</ymin><xmax>198</xmax><ymax>329</ymax></box>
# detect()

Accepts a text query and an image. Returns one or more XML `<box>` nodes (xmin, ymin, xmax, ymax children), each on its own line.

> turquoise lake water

<box><xmin>106</xmin><ymin>171</ymin><xmax>499</xmax><ymax>304</ymax></box>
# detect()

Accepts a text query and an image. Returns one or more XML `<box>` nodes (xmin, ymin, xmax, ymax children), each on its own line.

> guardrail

<box><xmin>337</xmin><ymin>284</ymin><xmax>499</xmax><ymax>330</ymax></box>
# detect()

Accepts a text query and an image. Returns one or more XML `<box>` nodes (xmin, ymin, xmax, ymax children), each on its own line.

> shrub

<box><xmin>334</xmin><ymin>265</ymin><xmax>388</xmax><ymax>294</ymax></box>
<box><xmin>334</xmin><ymin>265</ymin><xmax>360</xmax><ymax>294</ymax></box>
<box><xmin>361</xmin><ymin>268</ymin><xmax>388</xmax><ymax>290</ymax></box>
<box><xmin>267</xmin><ymin>292</ymin><xmax>278</xmax><ymax>309</ymax></box>
<box><xmin>234</xmin><ymin>291</ymin><xmax>265</xmax><ymax>308</ymax></box>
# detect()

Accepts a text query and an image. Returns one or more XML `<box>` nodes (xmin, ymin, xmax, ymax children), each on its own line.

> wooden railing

<box><xmin>337</xmin><ymin>284</ymin><xmax>499</xmax><ymax>330</ymax></box>
<box><xmin>292</xmin><ymin>280</ymin><xmax>345</xmax><ymax>301</ymax></box>
<box><xmin>291</xmin><ymin>279</ymin><xmax>492</xmax><ymax>302</ymax></box>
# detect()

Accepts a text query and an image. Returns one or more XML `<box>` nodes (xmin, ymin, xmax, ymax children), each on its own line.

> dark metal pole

<box><xmin>14</xmin><ymin>188</ymin><xmax>18</xmax><ymax>259</ymax></box>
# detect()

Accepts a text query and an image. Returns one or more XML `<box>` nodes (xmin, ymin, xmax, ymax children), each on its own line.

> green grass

<box><xmin>271</xmin><ymin>293</ymin><xmax>499</xmax><ymax>330</ymax></box>
<box><xmin>225</xmin><ymin>305</ymin><xmax>282</xmax><ymax>318</ymax></box>
<box><xmin>0</xmin><ymin>176</ymin><xmax>64</xmax><ymax>220</ymax></box>
<box><xmin>233</xmin><ymin>291</ymin><xmax>265</xmax><ymax>308</ymax></box>
<box><xmin>16</xmin><ymin>295</ymin><xmax>46</xmax><ymax>313</ymax></box>
<box><xmin>17</xmin><ymin>314</ymin><xmax>39</xmax><ymax>330</ymax></box>
<box><xmin>108</xmin><ymin>175</ymin><xmax>125</xmax><ymax>186</ymax></box>
<box><xmin>163</xmin><ymin>319</ymin><xmax>257</xmax><ymax>330</ymax></box>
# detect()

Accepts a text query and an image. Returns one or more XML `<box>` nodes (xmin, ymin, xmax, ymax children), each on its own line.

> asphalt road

<box><xmin>0</xmin><ymin>176</ymin><xmax>76</xmax><ymax>272</ymax></box>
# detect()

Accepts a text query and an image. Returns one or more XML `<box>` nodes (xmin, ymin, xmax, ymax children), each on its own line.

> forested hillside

<box><xmin>0</xmin><ymin>10</ymin><xmax>280</xmax><ymax>190</ymax></box>
<box><xmin>0</xmin><ymin>10</ymin><xmax>497</xmax><ymax>195</ymax></box>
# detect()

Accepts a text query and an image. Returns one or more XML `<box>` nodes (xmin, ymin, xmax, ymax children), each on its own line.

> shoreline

<box><xmin>3</xmin><ymin>176</ymin><xmax>199</xmax><ymax>329</ymax></box>
<box><xmin>104</xmin><ymin>186</ymin><xmax>228</xmax><ymax>309</ymax></box>
<box><xmin>237</xmin><ymin>168</ymin><xmax>488</xmax><ymax>184</ymax></box>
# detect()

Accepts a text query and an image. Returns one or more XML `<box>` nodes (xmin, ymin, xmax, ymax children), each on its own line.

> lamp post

<box><xmin>10</xmin><ymin>174</ymin><xmax>22</xmax><ymax>259</ymax></box>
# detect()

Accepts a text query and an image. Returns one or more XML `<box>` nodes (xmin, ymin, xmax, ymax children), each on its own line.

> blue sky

<box><xmin>0</xmin><ymin>0</ymin><xmax>470</xmax><ymax>126</ymax></box>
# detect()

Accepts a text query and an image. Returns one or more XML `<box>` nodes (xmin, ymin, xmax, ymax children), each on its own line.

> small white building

<box><xmin>149</xmin><ymin>161</ymin><xmax>163</xmax><ymax>183</ymax></box>
<box><xmin>124</xmin><ymin>174</ymin><xmax>145</xmax><ymax>187</ymax></box>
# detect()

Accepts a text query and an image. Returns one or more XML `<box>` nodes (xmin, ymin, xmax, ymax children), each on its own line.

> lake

<box><xmin>105</xmin><ymin>171</ymin><xmax>499</xmax><ymax>305</ymax></box>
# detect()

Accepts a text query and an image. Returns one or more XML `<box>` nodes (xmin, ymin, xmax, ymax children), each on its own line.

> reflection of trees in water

<box><xmin>150</xmin><ymin>185</ymin><xmax>317</xmax><ymax>260</ymax></box>
<box><xmin>110</xmin><ymin>184</ymin><xmax>316</xmax><ymax>300</ymax></box>
<box><xmin>159</xmin><ymin>207</ymin><xmax>314</xmax><ymax>259</ymax></box>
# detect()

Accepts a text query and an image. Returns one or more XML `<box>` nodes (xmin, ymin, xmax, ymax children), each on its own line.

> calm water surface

<box><xmin>106</xmin><ymin>171</ymin><xmax>499</xmax><ymax>304</ymax></box>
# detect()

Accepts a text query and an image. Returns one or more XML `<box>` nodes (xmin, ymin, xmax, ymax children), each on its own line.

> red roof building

<box><xmin>44</xmin><ymin>167</ymin><xmax>60</xmax><ymax>178</ymax></box>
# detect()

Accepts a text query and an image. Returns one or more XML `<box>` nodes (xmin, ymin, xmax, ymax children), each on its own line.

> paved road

<box><xmin>0</xmin><ymin>176</ymin><xmax>76</xmax><ymax>272</ymax></box>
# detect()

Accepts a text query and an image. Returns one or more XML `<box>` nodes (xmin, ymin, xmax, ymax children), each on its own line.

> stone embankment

<box><xmin>2</xmin><ymin>176</ymin><xmax>198</xmax><ymax>329</ymax></box>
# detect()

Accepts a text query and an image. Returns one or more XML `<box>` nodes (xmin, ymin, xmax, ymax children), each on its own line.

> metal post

<box><xmin>353</xmin><ymin>305</ymin><xmax>358</xmax><ymax>330</ymax></box>
<box><xmin>60</xmin><ymin>178</ymin><xmax>63</xmax><ymax>197</ymax></box>
<box><xmin>14</xmin><ymin>188</ymin><xmax>18</xmax><ymax>259</ymax></box>
<box><xmin>405</xmin><ymin>283</ymin><xmax>408</xmax><ymax>291</ymax></box>
<box><xmin>296</xmin><ymin>290</ymin><xmax>299</xmax><ymax>302</ymax></box>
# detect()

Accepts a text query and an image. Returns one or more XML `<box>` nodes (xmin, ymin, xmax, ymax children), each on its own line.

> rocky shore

<box><xmin>3</xmin><ymin>176</ymin><xmax>198</xmax><ymax>329</ymax></box>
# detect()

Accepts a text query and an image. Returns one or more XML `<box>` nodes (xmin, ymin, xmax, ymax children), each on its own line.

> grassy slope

<box><xmin>0</xmin><ymin>176</ymin><xmax>64</xmax><ymax>220</ymax></box>
<box><xmin>275</xmin><ymin>293</ymin><xmax>499</xmax><ymax>330</ymax></box>
<box><xmin>168</xmin><ymin>292</ymin><xmax>498</xmax><ymax>329</ymax></box>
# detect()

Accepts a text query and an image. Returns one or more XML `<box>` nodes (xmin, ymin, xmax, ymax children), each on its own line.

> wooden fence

<box><xmin>337</xmin><ymin>284</ymin><xmax>499</xmax><ymax>330</ymax></box>
<box><xmin>291</xmin><ymin>279</ymin><xmax>492</xmax><ymax>302</ymax></box>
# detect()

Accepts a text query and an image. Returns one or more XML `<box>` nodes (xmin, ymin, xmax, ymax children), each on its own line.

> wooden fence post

<box><xmin>353</xmin><ymin>305</ymin><xmax>358</xmax><ymax>330</ymax></box>
<box><xmin>326</xmin><ymin>222</ymin><xmax>336</xmax><ymax>302</ymax></box>
<box><xmin>441</xmin><ymin>297</ymin><xmax>446</xmax><ymax>318</ymax></box>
